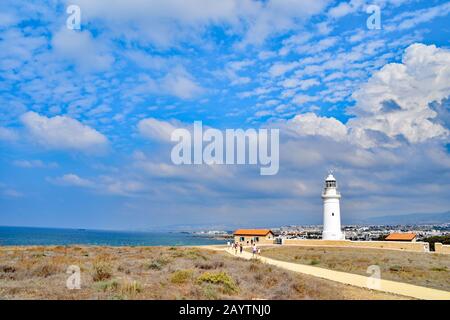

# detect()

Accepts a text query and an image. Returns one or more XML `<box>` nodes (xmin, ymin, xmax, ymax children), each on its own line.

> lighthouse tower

<box><xmin>321</xmin><ymin>172</ymin><xmax>344</xmax><ymax>240</ymax></box>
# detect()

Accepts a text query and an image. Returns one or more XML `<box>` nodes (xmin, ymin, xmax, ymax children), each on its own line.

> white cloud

<box><xmin>49</xmin><ymin>173</ymin><xmax>94</xmax><ymax>188</ymax></box>
<box><xmin>0</xmin><ymin>127</ymin><xmax>18</xmax><ymax>141</ymax></box>
<box><xmin>269</xmin><ymin>61</ymin><xmax>299</xmax><ymax>77</ymax></box>
<box><xmin>386</xmin><ymin>2</ymin><xmax>450</xmax><ymax>31</ymax></box>
<box><xmin>13</xmin><ymin>160</ymin><xmax>58</xmax><ymax>169</ymax></box>
<box><xmin>219</xmin><ymin>59</ymin><xmax>255</xmax><ymax>86</ymax></box>
<box><xmin>286</xmin><ymin>112</ymin><xmax>348</xmax><ymax>141</ymax></box>
<box><xmin>348</xmin><ymin>43</ymin><xmax>450</xmax><ymax>147</ymax></box>
<box><xmin>69</xmin><ymin>0</ymin><xmax>329</xmax><ymax>48</ymax></box>
<box><xmin>125</xmin><ymin>50</ymin><xmax>172</xmax><ymax>71</ymax></box>
<box><xmin>20</xmin><ymin>111</ymin><xmax>108</xmax><ymax>153</ymax></box>
<box><xmin>292</xmin><ymin>94</ymin><xmax>318</xmax><ymax>104</ymax></box>
<box><xmin>52</xmin><ymin>28</ymin><xmax>114</xmax><ymax>72</ymax></box>
<box><xmin>49</xmin><ymin>173</ymin><xmax>145</xmax><ymax>196</ymax></box>
<box><xmin>161</xmin><ymin>67</ymin><xmax>204</xmax><ymax>99</ymax></box>
<box><xmin>138</xmin><ymin>118</ymin><xmax>179</xmax><ymax>142</ymax></box>
<box><xmin>98</xmin><ymin>176</ymin><xmax>146</xmax><ymax>196</ymax></box>
<box><xmin>284</xmin><ymin>44</ymin><xmax>450</xmax><ymax>149</ymax></box>
<box><xmin>282</xmin><ymin>78</ymin><xmax>320</xmax><ymax>90</ymax></box>
<box><xmin>328</xmin><ymin>2</ymin><xmax>355</xmax><ymax>18</ymax></box>
<box><xmin>258</xmin><ymin>51</ymin><xmax>277</xmax><ymax>60</ymax></box>
<box><xmin>0</xmin><ymin>11</ymin><xmax>17</xmax><ymax>28</ymax></box>
<box><xmin>0</xmin><ymin>183</ymin><xmax>23</xmax><ymax>198</ymax></box>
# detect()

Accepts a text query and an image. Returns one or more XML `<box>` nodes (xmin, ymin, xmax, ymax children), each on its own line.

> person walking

<box><xmin>239</xmin><ymin>243</ymin><xmax>243</xmax><ymax>254</ymax></box>
<box><xmin>234</xmin><ymin>243</ymin><xmax>238</xmax><ymax>255</ymax></box>
<box><xmin>252</xmin><ymin>244</ymin><xmax>257</xmax><ymax>258</ymax></box>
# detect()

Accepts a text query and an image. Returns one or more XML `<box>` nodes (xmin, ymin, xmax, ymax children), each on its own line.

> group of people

<box><xmin>227</xmin><ymin>241</ymin><xmax>261</xmax><ymax>258</ymax></box>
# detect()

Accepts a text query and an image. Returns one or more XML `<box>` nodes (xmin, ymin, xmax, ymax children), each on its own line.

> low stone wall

<box><xmin>282</xmin><ymin>239</ymin><xmax>429</xmax><ymax>252</ymax></box>
<box><xmin>434</xmin><ymin>243</ymin><xmax>450</xmax><ymax>254</ymax></box>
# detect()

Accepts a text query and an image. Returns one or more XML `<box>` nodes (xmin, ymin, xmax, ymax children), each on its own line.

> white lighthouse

<box><xmin>321</xmin><ymin>172</ymin><xmax>344</xmax><ymax>240</ymax></box>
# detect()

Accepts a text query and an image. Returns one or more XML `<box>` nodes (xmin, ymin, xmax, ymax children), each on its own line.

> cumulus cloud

<box><xmin>348</xmin><ymin>43</ymin><xmax>450</xmax><ymax>148</ymax></box>
<box><xmin>286</xmin><ymin>112</ymin><xmax>348</xmax><ymax>141</ymax></box>
<box><xmin>20</xmin><ymin>111</ymin><xmax>108</xmax><ymax>153</ymax></box>
<box><xmin>284</xmin><ymin>43</ymin><xmax>450</xmax><ymax>149</ymax></box>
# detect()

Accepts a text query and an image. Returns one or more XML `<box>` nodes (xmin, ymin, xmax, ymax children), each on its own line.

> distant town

<box><xmin>192</xmin><ymin>222</ymin><xmax>450</xmax><ymax>242</ymax></box>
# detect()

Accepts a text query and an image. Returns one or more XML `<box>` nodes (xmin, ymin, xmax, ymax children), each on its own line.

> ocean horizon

<box><xmin>0</xmin><ymin>226</ymin><xmax>225</xmax><ymax>246</ymax></box>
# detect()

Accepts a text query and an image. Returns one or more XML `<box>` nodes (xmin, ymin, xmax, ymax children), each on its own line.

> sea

<box><xmin>0</xmin><ymin>226</ymin><xmax>226</xmax><ymax>246</ymax></box>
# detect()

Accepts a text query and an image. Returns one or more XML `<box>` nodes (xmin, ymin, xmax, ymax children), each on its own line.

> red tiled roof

<box><xmin>233</xmin><ymin>229</ymin><xmax>273</xmax><ymax>236</ymax></box>
<box><xmin>385</xmin><ymin>233</ymin><xmax>416</xmax><ymax>241</ymax></box>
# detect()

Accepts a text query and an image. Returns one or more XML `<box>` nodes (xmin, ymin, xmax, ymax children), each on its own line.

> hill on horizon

<box><xmin>357</xmin><ymin>211</ymin><xmax>450</xmax><ymax>225</ymax></box>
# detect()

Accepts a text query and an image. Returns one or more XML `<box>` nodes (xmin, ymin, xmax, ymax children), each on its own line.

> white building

<box><xmin>321</xmin><ymin>173</ymin><xmax>345</xmax><ymax>240</ymax></box>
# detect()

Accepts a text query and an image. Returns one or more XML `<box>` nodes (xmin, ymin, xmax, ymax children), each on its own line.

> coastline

<box><xmin>0</xmin><ymin>226</ymin><xmax>226</xmax><ymax>247</ymax></box>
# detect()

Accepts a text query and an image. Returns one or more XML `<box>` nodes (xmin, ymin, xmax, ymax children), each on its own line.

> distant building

<box><xmin>385</xmin><ymin>233</ymin><xmax>417</xmax><ymax>242</ymax></box>
<box><xmin>322</xmin><ymin>173</ymin><xmax>344</xmax><ymax>240</ymax></box>
<box><xmin>233</xmin><ymin>229</ymin><xmax>274</xmax><ymax>245</ymax></box>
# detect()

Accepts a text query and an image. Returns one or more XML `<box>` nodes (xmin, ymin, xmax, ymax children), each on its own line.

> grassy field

<box><xmin>0</xmin><ymin>246</ymin><xmax>408</xmax><ymax>300</ymax></box>
<box><xmin>257</xmin><ymin>246</ymin><xmax>450</xmax><ymax>291</ymax></box>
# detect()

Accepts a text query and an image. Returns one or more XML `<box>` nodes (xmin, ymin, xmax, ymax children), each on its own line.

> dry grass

<box><xmin>258</xmin><ymin>246</ymin><xmax>450</xmax><ymax>291</ymax></box>
<box><xmin>0</xmin><ymin>246</ymin><xmax>409</xmax><ymax>300</ymax></box>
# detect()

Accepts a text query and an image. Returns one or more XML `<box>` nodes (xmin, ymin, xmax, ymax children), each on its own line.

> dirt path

<box><xmin>205</xmin><ymin>246</ymin><xmax>450</xmax><ymax>300</ymax></box>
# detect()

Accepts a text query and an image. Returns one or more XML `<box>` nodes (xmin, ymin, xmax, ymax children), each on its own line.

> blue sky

<box><xmin>0</xmin><ymin>0</ymin><xmax>449</xmax><ymax>230</ymax></box>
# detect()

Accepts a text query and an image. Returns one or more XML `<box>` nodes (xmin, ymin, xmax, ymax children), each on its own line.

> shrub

<box><xmin>254</xmin><ymin>272</ymin><xmax>263</xmax><ymax>281</ymax></box>
<box><xmin>423</xmin><ymin>236</ymin><xmax>450</xmax><ymax>251</ymax></box>
<box><xmin>31</xmin><ymin>263</ymin><xmax>59</xmax><ymax>277</ymax></box>
<box><xmin>202</xmin><ymin>284</ymin><xmax>219</xmax><ymax>300</ymax></box>
<box><xmin>0</xmin><ymin>265</ymin><xmax>18</xmax><ymax>280</ymax></box>
<box><xmin>186</xmin><ymin>250</ymin><xmax>208</xmax><ymax>261</ymax></box>
<box><xmin>31</xmin><ymin>251</ymin><xmax>46</xmax><ymax>258</ymax></box>
<box><xmin>194</xmin><ymin>261</ymin><xmax>224</xmax><ymax>270</ymax></box>
<box><xmin>430</xmin><ymin>266</ymin><xmax>447</xmax><ymax>272</ymax></box>
<box><xmin>96</xmin><ymin>279</ymin><xmax>120</xmax><ymax>292</ymax></box>
<box><xmin>0</xmin><ymin>265</ymin><xmax>16</xmax><ymax>273</ymax></box>
<box><xmin>248</xmin><ymin>260</ymin><xmax>261</xmax><ymax>272</ymax></box>
<box><xmin>170</xmin><ymin>270</ymin><xmax>193</xmax><ymax>284</ymax></box>
<box><xmin>292</xmin><ymin>281</ymin><xmax>306</xmax><ymax>294</ymax></box>
<box><xmin>147</xmin><ymin>261</ymin><xmax>163</xmax><ymax>271</ymax></box>
<box><xmin>117</xmin><ymin>265</ymin><xmax>131</xmax><ymax>274</ymax></box>
<box><xmin>147</xmin><ymin>257</ymin><xmax>171</xmax><ymax>270</ymax></box>
<box><xmin>264</xmin><ymin>275</ymin><xmax>279</xmax><ymax>288</ymax></box>
<box><xmin>310</xmin><ymin>260</ymin><xmax>320</xmax><ymax>266</ymax></box>
<box><xmin>197</xmin><ymin>271</ymin><xmax>238</xmax><ymax>294</ymax></box>
<box><xmin>389</xmin><ymin>265</ymin><xmax>402</xmax><ymax>272</ymax></box>
<box><xmin>92</xmin><ymin>261</ymin><xmax>113</xmax><ymax>282</ymax></box>
<box><xmin>121</xmin><ymin>280</ymin><xmax>143</xmax><ymax>296</ymax></box>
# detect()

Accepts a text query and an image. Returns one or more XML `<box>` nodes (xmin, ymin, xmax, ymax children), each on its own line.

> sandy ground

<box><xmin>0</xmin><ymin>245</ymin><xmax>407</xmax><ymax>300</ymax></box>
<box><xmin>217</xmin><ymin>246</ymin><xmax>450</xmax><ymax>300</ymax></box>
<box><xmin>255</xmin><ymin>245</ymin><xmax>450</xmax><ymax>291</ymax></box>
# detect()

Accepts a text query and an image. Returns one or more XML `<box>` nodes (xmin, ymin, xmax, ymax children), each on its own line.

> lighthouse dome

<box><xmin>325</xmin><ymin>174</ymin><xmax>336</xmax><ymax>181</ymax></box>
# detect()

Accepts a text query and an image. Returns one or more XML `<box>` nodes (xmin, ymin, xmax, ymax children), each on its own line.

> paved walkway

<box><xmin>206</xmin><ymin>246</ymin><xmax>450</xmax><ymax>300</ymax></box>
